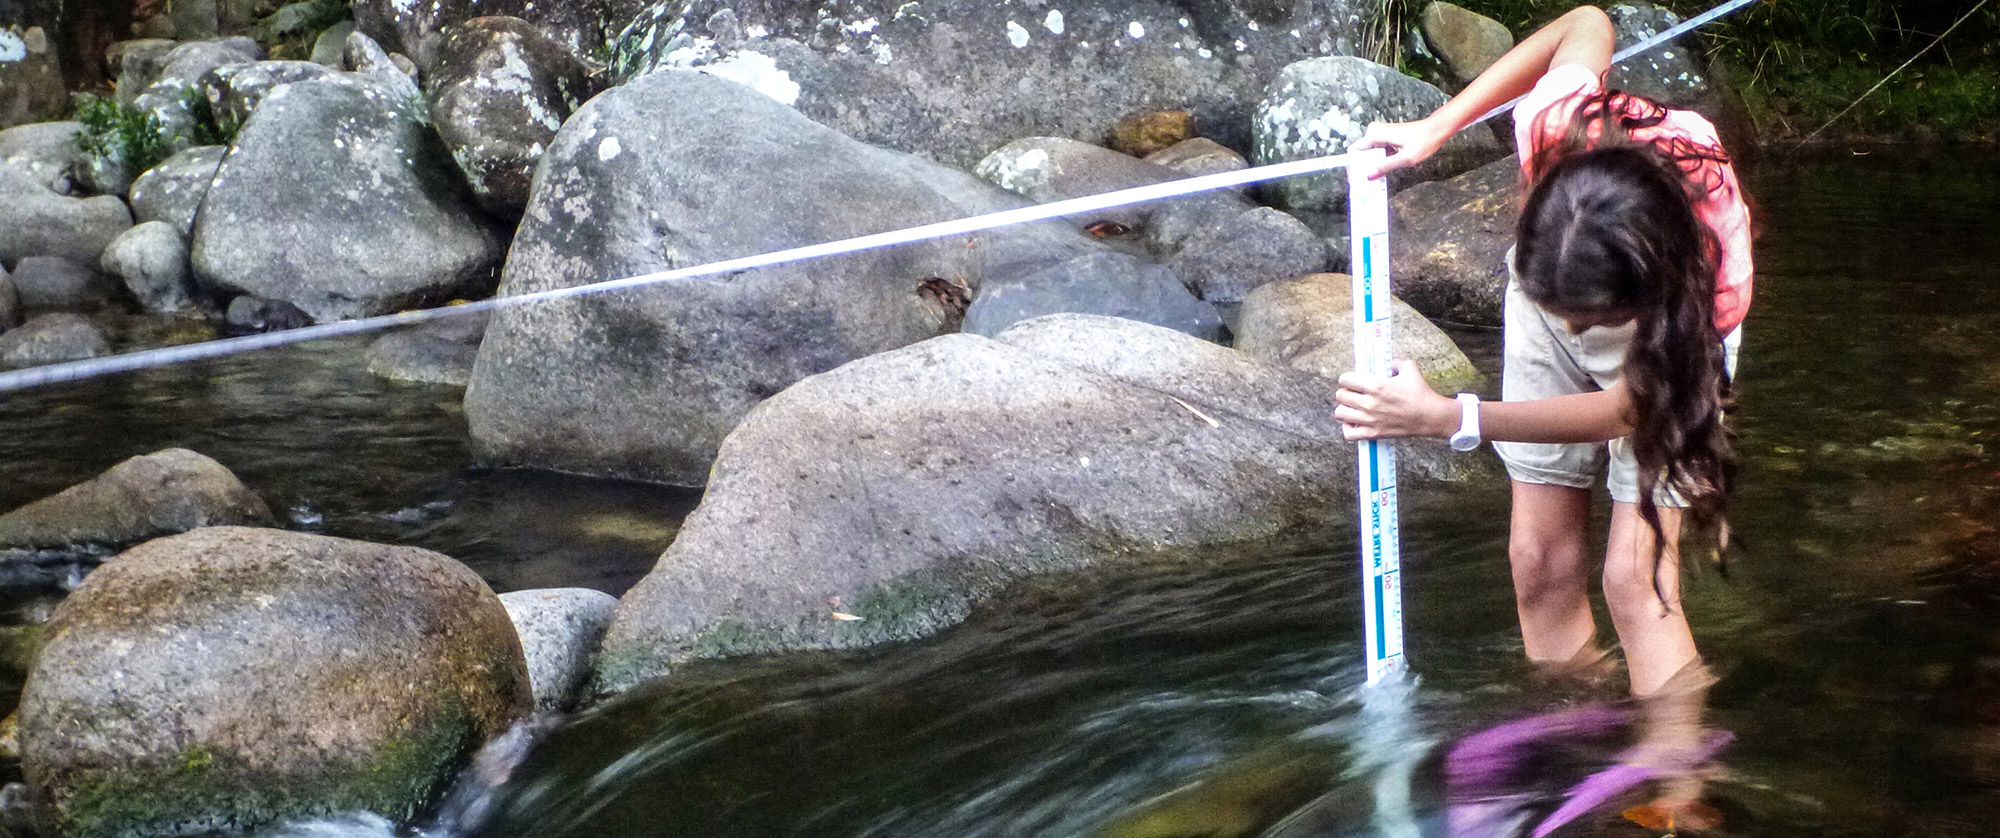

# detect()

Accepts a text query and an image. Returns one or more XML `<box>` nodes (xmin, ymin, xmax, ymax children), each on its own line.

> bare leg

<box><xmin>1602</xmin><ymin>502</ymin><xmax>1699</xmax><ymax>697</ymax></box>
<box><xmin>1507</xmin><ymin>482</ymin><xmax>1600</xmax><ymax>667</ymax></box>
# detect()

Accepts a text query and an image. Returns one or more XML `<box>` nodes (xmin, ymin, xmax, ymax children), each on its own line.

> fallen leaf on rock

<box><xmin>831</xmin><ymin>612</ymin><xmax>864</xmax><ymax>621</ymax></box>
<box><xmin>1085</xmin><ymin>220</ymin><xmax>1133</xmax><ymax>238</ymax></box>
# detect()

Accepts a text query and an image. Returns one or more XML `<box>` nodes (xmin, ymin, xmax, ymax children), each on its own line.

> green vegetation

<box><xmin>72</xmin><ymin>93</ymin><xmax>170</xmax><ymax>175</ymax></box>
<box><xmin>181</xmin><ymin>86</ymin><xmax>241</xmax><ymax>147</ymax></box>
<box><xmin>1389</xmin><ymin>0</ymin><xmax>2000</xmax><ymax>141</ymax></box>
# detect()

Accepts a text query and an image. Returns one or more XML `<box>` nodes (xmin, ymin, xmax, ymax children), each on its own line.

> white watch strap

<box><xmin>1450</xmin><ymin>393</ymin><xmax>1481</xmax><ymax>451</ymax></box>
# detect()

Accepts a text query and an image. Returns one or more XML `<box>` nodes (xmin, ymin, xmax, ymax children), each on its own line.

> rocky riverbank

<box><xmin>0</xmin><ymin>1</ymin><xmax>1746</xmax><ymax>835</ymax></box>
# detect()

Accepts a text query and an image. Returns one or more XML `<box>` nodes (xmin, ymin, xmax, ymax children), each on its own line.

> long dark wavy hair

<box><xmin>1516</xmin><ymin>89</ymin><xmax>1741</xmax><ymax>598</ymax></box>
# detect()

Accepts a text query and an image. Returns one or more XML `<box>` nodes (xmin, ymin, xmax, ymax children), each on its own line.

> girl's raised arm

<box><xmin>1354</xmin><ymin>6</ymin><xmax>1615</xmax><ymax>179</ymax></box>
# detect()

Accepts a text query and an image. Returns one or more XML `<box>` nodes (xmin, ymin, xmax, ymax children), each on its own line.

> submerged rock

<box><xmin>593</xmin><ymin>314</ymin><xmax>1467</xmax><ymax>694</ymax></box>
<box><xmin>500</xmin><ymin>588</ymin><xmax>617</xmax><ymax>714</ymax></box>
<box><xmin>464</xmin><ymin>70</ymin><xmax>1098</xmax><ymax>486</ymax></box>
<box><xmin>20</xmin><ymin>526</ymin><xmax>531</xmax><ymax>837</ymax></box>
<box><xmin>366</xmin><ymin>324</ymin><xmax>481</xmax><ymax>386</ymax></box>
<box><xmin>192</xmin><ymin>77</ymin><xmax>504</xmax><ymax>322</ymax></box>
<box><xmin>1254</xmin><ymin>56</ymin><xmax>1505</xmax><ymax>212</ymax></box>
<box><xmin>1235</xmin><ymin>272</ymin><xmax>1479</xmax><ymax>395</ymax></box>
<box><xmin>0</xmin><ymin>313</ymin><xmax>108</xmax><ymax>368</ymax></box>
<box><xmin>0</xmin><ymin>449</ymin><xmax>272</xmax><ymax>549</ymax></box>
<box><xmin>9</xmin><ymin>256</ymin><xmax>118</xmax><ymax>313</ymax></box>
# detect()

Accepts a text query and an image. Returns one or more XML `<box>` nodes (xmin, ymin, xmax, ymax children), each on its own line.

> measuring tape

<box><xmin>1346</xmin><ymin>149</ymin><xmax>1404</xmax><ymax>686</ymax></box>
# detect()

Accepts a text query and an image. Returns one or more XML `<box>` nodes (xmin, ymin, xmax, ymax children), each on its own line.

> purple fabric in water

<box><xmin>1444</xmin><ymin>705</ymin><xmax>1632</xmax><ymax>797</ymax></box>
<box><xmin>1527</xmin><ymin>730</ymin><xmax>1732</xmax><ymax>838</ymax></box>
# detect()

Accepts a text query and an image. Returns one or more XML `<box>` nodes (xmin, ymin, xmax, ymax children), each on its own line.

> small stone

<box><xmin>0</xmin><ymin>313</ymin><xmax>109</xmax><ymax>368</ymax></box>
<box><xmin>500</xmin><ymin>588</ymin><xmax>618</xmax><ymax>713</ymax></box>
<box><xmin>10</xmin><ymin>256</ymin><xmax>119</xmax><ymax>312</ymax></box>
<box><xmin>101</xmin><ymin>221</ymin><xmax>192</xmax><ymax>313</ymax></box>
<box><xmin>1110</xmin><ymin>110</ymin><xmax>1197</xmax><ymax>158</ymax></box>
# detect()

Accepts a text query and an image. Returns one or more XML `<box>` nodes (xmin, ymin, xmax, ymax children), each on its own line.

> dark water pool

<box><xmin>8</xmin><ymin>147</ymin><xmax>2000</xmax><ymax>838</ymax></box>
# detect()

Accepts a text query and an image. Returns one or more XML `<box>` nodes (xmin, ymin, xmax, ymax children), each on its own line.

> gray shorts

<box><xmin>1493</xmin><ymin>264</ymin><xmax>1741</xmax><ymax>506</ymax></box>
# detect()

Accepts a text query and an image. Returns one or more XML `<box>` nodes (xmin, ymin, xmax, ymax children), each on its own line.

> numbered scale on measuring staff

<box><xmin>1348</xmin><ymin>148</ymin><xmax>1405</xmax><ymax>685</ymax></box>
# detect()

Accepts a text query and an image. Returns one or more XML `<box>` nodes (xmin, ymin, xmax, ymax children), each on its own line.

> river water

<box><xmin>5</xmin><ymin>148</ymin><xmax>2000</xmax><ymax>837</ymax></box>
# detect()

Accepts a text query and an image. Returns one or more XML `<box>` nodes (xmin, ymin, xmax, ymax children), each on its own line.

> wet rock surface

<box><xmin>594</xmin><ymin>314</ymin><xmax>1468</xmax><ymax>694</ymax></box>
<box><xmin>19</xmin><ymin>526</ymin><xmax>531</xmax><ymax>838</ymax></box>
<box><xmin>0</xmin><ymin>448</ymin><xmax>272</xmax><ymax>549</ymax></box>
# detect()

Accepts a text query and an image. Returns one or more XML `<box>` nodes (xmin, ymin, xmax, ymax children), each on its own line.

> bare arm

<box><xmin>1334</xmin><ymin>361</ymin><xmax>1634</xmax><ymax>444</ymax></box>
<box><xmin>1353</xmin><ymin>6</ymin><xmax>1615</xmax><ymax>178</ymax></box>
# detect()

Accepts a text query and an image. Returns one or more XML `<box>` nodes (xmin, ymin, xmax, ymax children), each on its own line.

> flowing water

<box><xmin>6</xmin><ymin>148</ymin><xmax>2000</xmax><ymax>837</ymax></box>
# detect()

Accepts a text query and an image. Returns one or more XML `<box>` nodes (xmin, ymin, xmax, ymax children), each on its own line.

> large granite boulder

<box><xmin>191</xmin><ymin>77</ymin><xmax>505</xmax><ymax>322</ymax></box>
<box><xmin>593</xmin><ymin>313</ymin><xmax>1468</xmax><ymax>693</ymax></box>
<box><xmin>0</xmin><ymin>312</ymin><xmax>108</xmax><ymax>368</ymax></box>
<box><xmin>1388</xmin><ymin>154</ymin><xmax>1518</xmax><ymax>327</ymax></box>
<box><xmin>0</xmin><ymin>449</ymin><xmax>272</xmax><ymax>549</ymax></box>
<box><xmin>19</xmin><ymin>527</ymin><xmax>532</xmax><ymax>837</ymax></box>
<box><xmin>962</xmin><ymin>251</ymin><xmax>1222</xmax><ymax>340</ymax></box>
<box><xmin>0</xmin><ymin>27</ymin><xmax>67</xmax><ymax>129</ymax></box>
<box><xmin>610</xmin><ymin>0</ymin><xmax>1382</xmax><ymax>171</ymax></box>
<box><xmin>428</xmin><ymin>16</ymin><xmax>600</xmax><ymax>217</ymax></box>
<box><xmin>1253</xmin><ymin>55</ymin><xmax>1506</xmax><ymax>212</ymax></box>
<box><xmin>1165</xmin><ymin>206</ymin><xmax>1327</xmax><ymax>304</ymax></box>
<box><xmin>127</xmin><ymin>145</ymin><xmax>225</xmax><ymax>238</ymax></box>
<box><xmin>1235</xmin><ymin>272</ymin><xmax>1479</xmax><ymax>394</ymax></box>
<box><xmin>463</xmin><ymin>70</ymin><xmax>1100</xmax><ymax>486</ymax></box>
<box><xmin>124</xmin><ymin>38</ymin><xmax>265</xmax><ymax>159</ymax></box>
<box><xmin>0</xmin><ymin>164</ymin><xmax>134</xmax><ymax>270</ymax></box>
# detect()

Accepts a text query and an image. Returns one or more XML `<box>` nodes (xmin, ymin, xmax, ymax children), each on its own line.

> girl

<box><xmin>1334</xmin><ymin>5</ymin><xmax>1751</xmax><ymax>700</ymax></box>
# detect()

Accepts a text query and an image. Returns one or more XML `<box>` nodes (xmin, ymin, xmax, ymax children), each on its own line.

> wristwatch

<box><xmin>1449</xmin><ymin>393</ymin><xmax>1482</xmax><ymax>452</ymax></box>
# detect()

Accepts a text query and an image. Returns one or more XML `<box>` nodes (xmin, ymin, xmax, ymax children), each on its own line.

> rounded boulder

<box><xmin>19</xmin><ymin>526</ymin><xmax>531</xmax><ymax>837</ymax></box>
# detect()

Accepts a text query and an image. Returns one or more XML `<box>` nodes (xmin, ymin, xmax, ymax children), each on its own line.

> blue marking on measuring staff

<box><xmin>1368</xmin><ymin>442</ymin><xmax>1381</xmax><ymax>493</ymax></box>
<box><xmin>1361</xmin><ymin>236</ymin><xmax>1375</xmax><ymax>322</ymax></box>
<box><xmin>1374</xmin><ymin>575</ymin><xmax>1388</xmax><ymax>659</ymax></box>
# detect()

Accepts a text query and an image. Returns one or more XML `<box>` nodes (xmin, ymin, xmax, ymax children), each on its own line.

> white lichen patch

<box><xmin>973</xmin><ymin>147</ymin><xmax>1050</xmax><ymax>196</ymax></box>
<box><xmin>701</xmin><ymin>51</ymin><xmax>801</xmax><ymax>106</ymax></box>
<box><xmin>1006</xmin><ymin>21</ymin><xmax>1030</xmax><ymax>48</ymax></box>
<box><xmin>0</xmin><ymin>29</ymin><xmax>25</xmax><ymax>63</ymax></box>
<box><xmin>871</xmin><ymin>40</ymin><xmax>894</xmax><ymax>64</ymax></box>
<box><xmin>844</xmin><ymin>18</ymin><xmax>879</xmax><ymax>35</ymax></box>
<box><xmin>1128</xmin><ymin>22</ymin><xmax>1145</xmax><ymax>39</ymax></box>
<box><xmin>1045</xmin><ymin>10</ymin><xmax>1064</xmax><ymax>35</ymax></box>
<box><xmin>598</xmin><ymin>136</ymin><xmax>622</xmax><ymax>161</ymax></box>
<box><xmin>746</xmin><ymin>24</ymin><xmax>769</xmax><ymax>38</ymax></box>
